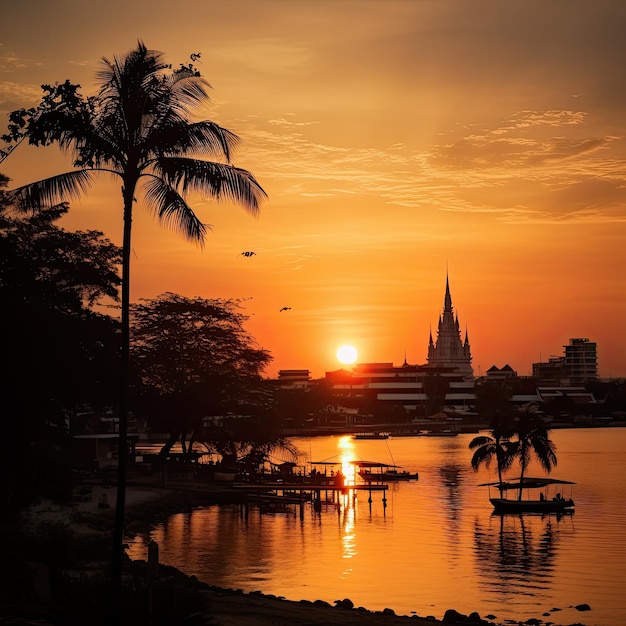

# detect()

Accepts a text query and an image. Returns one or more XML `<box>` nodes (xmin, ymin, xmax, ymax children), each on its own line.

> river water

<box><xmin>126</xmin><ymin>428</ymin><xmax>626</xmax><ymax>626</ymax></box>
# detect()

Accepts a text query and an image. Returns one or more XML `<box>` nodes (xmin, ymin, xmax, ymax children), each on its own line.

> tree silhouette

<box><xmin>129</xmin><ymin>292</ymin><xmax>272</xmax><ymax>457</ymax></box>
<box><xmin>1</xmin><ymin>178</ymin><xmax>121</xmax><ymax>511</ymax></box>
<box><xmin>469</xmin><ymin>412</ymin><xmax>516</xmax><ymax>496</ymax></box>
<box><xmin>509</xmin><ymin>403</ymin><xmax>558</xmax><ymax>500</ymax></box>
<box><xmin>3</xmin><ymin>41</ymin><xmax>266</xmax><ymax>621</ymax></box>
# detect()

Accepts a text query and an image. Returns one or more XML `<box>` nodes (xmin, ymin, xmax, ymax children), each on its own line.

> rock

<box><xmin>442</xmin><ymin>608</ymin><xmax>467</xmax><ymax>623</ymax></box>
<box><xmin>334</xmin><ymin>598</ymin><xmax>354</xmax><ymax>610</ymax></box>
<box><xmin>575</xmin><ymin>603</ymin><xmax>592</xmax><ymax>611</ymax></box>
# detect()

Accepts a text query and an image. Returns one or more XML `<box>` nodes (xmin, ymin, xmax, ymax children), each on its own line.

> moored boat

<box><xmin>352</xmin><ymin>460</ymin><xmax>418</xmax><ymax>482</ymax></box>
<box><xmin>479</xmin><ymin>477</ymin><xmax>575</xmax><ymax>514</ymax></box>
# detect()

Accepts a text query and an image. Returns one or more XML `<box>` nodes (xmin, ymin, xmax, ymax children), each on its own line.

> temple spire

<box><xmin>444</xmin><ymin>272</ymin><xmax>452</xmax><ymax>311</ymax></box>
<box><xmin>427</xmin><ymin>273</ymin><xmax>473</xmax><ymax>378</ymax></box>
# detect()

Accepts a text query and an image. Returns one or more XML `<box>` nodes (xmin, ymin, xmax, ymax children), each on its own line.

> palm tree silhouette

<box><xmin>469</xmin><ymin>411</ymin><xmax>516</xmax><ymax>497</ymax></box>
<box><xmin>7</xmin><ymin>41</ymin><xmax>266</xmax><ymax>620</ymax></box>
<box><xmin>509</xmin><ymin>403</ymin><xmax>558</xmax><ymax>501</ymax></box>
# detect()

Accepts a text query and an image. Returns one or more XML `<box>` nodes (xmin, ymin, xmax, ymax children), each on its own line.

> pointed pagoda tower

<box><xmin>427</xmin><ymin>274</ymin><xmax>474</xmax><ymax>378</ymax></box>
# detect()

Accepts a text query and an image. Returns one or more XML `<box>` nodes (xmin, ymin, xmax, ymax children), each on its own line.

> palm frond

<box><xmin>153</xmin><ymin>157</ymin><xmax>266</xmax><ymax>214</ymax></box>
<box><xmin>468</xmin><ymin>435</ymin><xmax>494</xmax><ymax>450</ymax></box>
<box><xmin>142</xmin><ymin>175</ymin><xmax>208</xmax><ymax>244</ymax></box>
<box><xmin>471</xmin><ymin>445</ymin><xmax>495</xmax><ymax>471</ymax></box>
<box><xmin>168</xmin><ymin>73</ymin><xmax>212</xmax><ymax>115</ymax></box>
<box><xmin>153</xmin><ymin>121</ymin><xmax>242</xmax><ymax>161</ymax></box>
<box><xmin>10</xmin><ymin>170</ymin><xmax>93</xmax><ymax>212</ymax></box>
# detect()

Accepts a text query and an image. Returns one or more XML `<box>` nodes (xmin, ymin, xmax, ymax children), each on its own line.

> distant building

<box><xmin>325</xmin><ymin>361</ymin><xmax>476</xmax><ymax>417</ymax></box>
<box><xmin>533</xmin><ymin>357</ymin><xmax>567</xmax><ymax>385</ymax></box>
<box><xmin>564</xmin><ymin>338</ymin><xmax>598</xmax><ymax>384</ymax></box>
<box><xmin>532</xmin><ymin>338</ymin><xmax>598</xmax><ymax>385</ymax></box>
<box><xmin>486</xmin><ymin>364</ymin><xmax>517</xmax><ymax>380</ymax></box>
<box><xmin>277</xmin><ymin>369</ymin><xmax>312</xmax><ymax>389</ymax></box>
<box><xmin>427</xmin><ymin>275</ymin><xmax>473</xmax><ymax>378</ymax></box>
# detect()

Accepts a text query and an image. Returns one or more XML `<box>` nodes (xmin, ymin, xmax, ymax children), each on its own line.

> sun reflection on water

<box><xmin>337</xmin><ymin>435</ymin><xmax>357</xmax><ymax>484</ymax></box>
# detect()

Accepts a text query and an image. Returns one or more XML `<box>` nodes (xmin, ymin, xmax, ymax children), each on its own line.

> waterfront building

<box><xmin>533</xmin><ymin>357</ymin><xmax>567</xmax><ymax>385</ymax></box>
<box><xmin>427</xmin><ymin>276</ymin><xmax>474</xmax><ymax>379</ymax></box>
<box><xmin>532</xmin><ymin>338</ymin><xmax>598</xmax><ymax>385</ymax></box>
<box><xmin>486</xmin><ymin>364</ymin><xmax>517</xmax><ymax>380</ymax></box>
<box><xmin>325</xmin><ymin>362</ymin><xmax>476</xmax><ymax>417</ymax></box>
<box><xmin>277</xmin><ymin>369</ymin><xmax>312</xmax><ymax>389</ymax></box>
<box><xmin>564</xmin><ymin>338</ymin><xmax>598</xmax><ymax>383</ymax></box>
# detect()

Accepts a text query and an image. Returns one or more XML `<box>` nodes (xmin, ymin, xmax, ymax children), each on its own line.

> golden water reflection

<box><xmin>473</xmin><ymin>513</ymin><xmax>574</xmax><ymax>594</ymax></box>
<box><xmin>127</xmin><ymin>429</ymin><xmax>626</xmax><ymax>626</ymax></box>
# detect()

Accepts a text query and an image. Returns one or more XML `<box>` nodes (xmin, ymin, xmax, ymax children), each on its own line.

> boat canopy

<box><xmin>478</xmin><ymin>477</ymin><xmax>575</xmax><ymax>490</ymax></box>
<box><xmin>310</xmin><ymin>461</ymin><xmax>342</xmax><ymax>466</ymax></box>
<box><xmin>349</xmin><ymin>460</ymin><xmax>399</xmax><ymax>468</ymax></box>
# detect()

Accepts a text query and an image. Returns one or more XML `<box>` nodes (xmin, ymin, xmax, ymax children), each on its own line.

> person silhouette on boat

<box><xmin>334</xmin><ymin>470</ymin><xmax>345</xmax><ymax>489</ymax></box>
<box><xmin>553</xmin><ymin>492</ymin><xmax>563</xmax><ymax>501</ymax></box>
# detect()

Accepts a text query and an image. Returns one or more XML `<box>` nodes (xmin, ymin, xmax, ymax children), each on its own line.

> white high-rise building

<box><xmin>564</xmin><ymin>338</ymin><xmax>597</xmax><ymax>383</ymax></box>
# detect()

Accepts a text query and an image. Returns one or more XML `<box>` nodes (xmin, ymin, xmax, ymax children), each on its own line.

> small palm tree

<box><xmin>469</xmin><ymin>411</ymin><xmax>516</xmax><ymax>496</ymax></box>
<box><xmin>510</xmin><ymin>403</ymin><xmax>557</xmax><ymax>501</ymax></box>
<box><xmin>4</xmin><ymin>41</ymin><xmax>266</xmax><ymax>621</ymax></box>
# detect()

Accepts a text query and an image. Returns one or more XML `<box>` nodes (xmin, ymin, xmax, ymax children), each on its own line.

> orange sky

<box><xmin>2</xmin><ymin>0</ymin><xmax>625</xmax><ymax>379</ymax></box>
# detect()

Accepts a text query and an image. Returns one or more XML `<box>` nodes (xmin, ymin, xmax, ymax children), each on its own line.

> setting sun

<box><xmin>336</xmin><ymin>345</ymin><xmax>358</xmax><ymax>365</ymax></box>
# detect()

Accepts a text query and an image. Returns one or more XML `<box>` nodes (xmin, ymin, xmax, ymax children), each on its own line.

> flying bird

<box><xmin>279</xmin><ymin>307</ymin><xmax>291</xmax><ymax>312</ymax></box>
<box><xmin>240</xmin><ymin>251</ymin><xmax>256</xmax><ymax>257</ymax></box>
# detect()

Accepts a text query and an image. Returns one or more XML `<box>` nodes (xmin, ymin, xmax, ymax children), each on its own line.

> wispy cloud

<box><xmin>231</xmin><ymin>108</ymin><xmax>626</xmax><ymax>225</ymax></box>
<box><xmin>0</xmin><ymin>51</ymin><xmax>30</xmax><ymax>72</ymax></box>
<box><xmin>0</xmin><ymin>81</ymin><xmax>45</xmax><ymax>108</ymax></box>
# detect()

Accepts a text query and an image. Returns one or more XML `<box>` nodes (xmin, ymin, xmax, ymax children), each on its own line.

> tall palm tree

<box><xmin>6</xmin><ymin>41</ymin><xmax>266</xmax><ymax>620</ymax></box>
<box><xmin>510</xmin><ymin>403</ymin><xmax>558</xmax><ymax>501</ymax></box>
<box><xmin>469</xmin><ymin>412</ymin><xmax>516</xmax><ymax>496</ymax></box>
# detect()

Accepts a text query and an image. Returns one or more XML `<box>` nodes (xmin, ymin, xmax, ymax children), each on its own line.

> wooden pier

<box><xmin>233</xmin><ymin>481</ymin><xmax>389</xmax><ymax>518</ymax></box>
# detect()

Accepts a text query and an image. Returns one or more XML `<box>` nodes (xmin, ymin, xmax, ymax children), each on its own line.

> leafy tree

<box><xmin>2</xmin><ymin>41</ymin><xmax>266</xmax><ymax>617</ymax></box>
<box><xmin>509</xmin><ymin>403</ymin><xmax>558</xmax><ymax>501</ymax></box>
<box><xmin>129</xmin><ymin>292</ymin><xmax>272</xmax><ymax>456</ymax></box>
<box><xmin>0</xmin><ymin>175</ymin><xmax>121</xmax><ymax>511</ymax></box>
<box><xmin>201</xmin><ymin>414</ymin><xmax>299</xmax><ymax>476</ymax></box>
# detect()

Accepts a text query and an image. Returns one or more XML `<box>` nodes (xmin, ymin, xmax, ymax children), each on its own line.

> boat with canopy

<box><xmin>478</xmin><ymin>476</ymin><xmax>575</xmax><ymax>514</ymax></box>
<box><xmin>351</xmin><ymin>460</ymin><xmax>419</xmax><ymax>482</ymax></box>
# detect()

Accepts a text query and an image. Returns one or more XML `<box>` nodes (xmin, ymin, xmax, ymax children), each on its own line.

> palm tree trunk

<box><xmin>109</xmin><ymin>189</ymin><xmax>133</xmax><ymax>623</ymax></box>
<box><xmin>495</xmin><ymin>437</ymin><xmax>504</xmax><ymax>497</ymax></box>
<box><xmin>518</xmin><ymin>447</ymin><xmax>527</xmax><ymax>502</ymax></box>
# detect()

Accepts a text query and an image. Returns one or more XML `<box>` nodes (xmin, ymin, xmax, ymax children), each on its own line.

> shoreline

<box><xmin>76</xmin><ymin>480</ymin><xmax>451</xmax><ymax>625</ymax></box>
<box><xmin>119</xmin><ymin>482</ymin><xmax>471</xmax><ymax>625</ymax></box>
<box><xmin>16</xmin><ymin>477</ymin><xmax>590</xmax><ymax>626</ymax></box>
<box><xmin>94</xmin><ymin>479</ymin><xmax>589</xmax><ymax>625</ymax></box>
